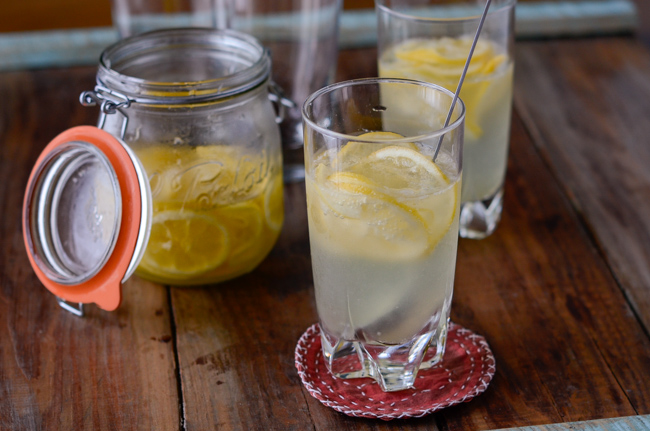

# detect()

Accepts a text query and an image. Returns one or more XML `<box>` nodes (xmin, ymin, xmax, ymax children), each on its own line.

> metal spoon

<box><xmin>434</xmin><ymin>0</ymin><xmax>493</xmax><ymax>161</ymax></box>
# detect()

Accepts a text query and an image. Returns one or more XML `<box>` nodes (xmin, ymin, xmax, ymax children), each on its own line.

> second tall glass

<box><xmin>376</xmin><ymin>0</ymin><xmax>516</xmax><ymax>239</ymax></box>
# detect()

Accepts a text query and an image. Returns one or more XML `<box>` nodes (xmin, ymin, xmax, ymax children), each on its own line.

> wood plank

<box><xmin>438</xmin><ymin>108</ymin><xmax>650</xmax><ymax>430</ymax></box>
<box><xmin>513</xmin><ymin>37</ymin><xmax>650</xmax><ymax>411</ymax></box>
<box><xmin>490</xmin><ymin>414</ymin><xmax>650</xmax><ymax>430</ymax></box>
<box><xmin>170</xmin><ymin>183</ymin><xmax>319</xmax><ymax>430</ymax></box>
<box><xmin>0</xmin><ymin>68</ymin><xmax>180</xmax><ymax>430</ymax></box>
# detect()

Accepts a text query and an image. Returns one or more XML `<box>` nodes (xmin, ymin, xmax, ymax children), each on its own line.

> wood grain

<box><xmin>514</xmin><ymin>38</ymin><xmax>650</xmax><ymax>349</ymax></box>
<box><xmin>170</xmin><ymin>182</ymin><xmax>317</xmax><ymax>431</ymax></box>
<box><xmin>0</xmin><ymin>67</ymin><xmax>180</xmax><ymax>430</ymax></box>
<box><xmin>491</xmin><ymin>414</ymin><xmax>650</xmax><ymax>431</ymax></box>
<box><xmin>2</xmin><ymin>29</ymin><xmax>650</xmax><ymax>430</ymax></box>
<box><xmin>440</xmin><ymin>110</ymin><xmax>650</xmax><ymax>430</ymax></box>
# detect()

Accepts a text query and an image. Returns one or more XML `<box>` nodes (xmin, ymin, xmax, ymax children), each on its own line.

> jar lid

<box><xmin>22</xmin><ymin>126</ymin><xmax>152</xmax><ymax>312</ymax></box>
<box><xmin>96</xmin><ymin>28</ymin><xmax>271</xmax><ymax>106</ymax></box>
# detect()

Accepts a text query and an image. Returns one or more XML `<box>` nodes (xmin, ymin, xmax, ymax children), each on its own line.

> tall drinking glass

<box><xmin>231</xmin><ymin>0</ymin><xmax>342</xmax><ymax>182</ymax></box>
<box><xmin>303</xmin><ymin>78</ymin><xmax>464</xmax><ymax>392</ymax></box>
<box><xmin>110</xmin><ymin>0</ymin><xmax>342</xmax><ymax>183</ymax></box>
<box><xmin>376</xmin><ymin>0</ymin><xmax>515</xmax><ymax>239</ymax></box>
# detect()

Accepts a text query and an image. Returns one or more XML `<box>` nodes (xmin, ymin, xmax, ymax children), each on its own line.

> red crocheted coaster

<box><xmin>295</xmin><ymin>322</ymin><xmax>495</xmax><ymax>420</ymax></box>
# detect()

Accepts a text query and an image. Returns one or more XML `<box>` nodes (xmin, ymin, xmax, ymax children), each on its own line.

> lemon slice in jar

<box><xmin>216</xmin><ymin>201</ymin><xmax>263</xmax><ymax>264</ymax></box>
<box><xmin>139</xmin><ymin>210</ymin><xmax>230</xmax><ymax>278</ymax></box>
<box><xmin>263</xmin><ymin>172</ymin><xmax>284</xmax><ymax>233</ymax></box>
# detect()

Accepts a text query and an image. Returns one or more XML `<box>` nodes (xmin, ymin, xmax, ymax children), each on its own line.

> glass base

<box><xmin>281</xmin><ymin>129</ymin><xmax>306</xmax><ymax>183</ymax></box>
<box><xmin>459</xmin><ymin>187</ymin><xmax>504</xmax><ymax>239</ymax></box>
<box><xmin>283</xmin><ymin>163</ymin><xmax>305</xmax><ymax>183</ymax></box>
<box><xmin>320</xmin><ymin>319</ymin><xmax>449</xmax><ymax>392</ymax></box>
<box><xmin>280</xmin><ymin>114</ymin><xmax>306</xmax><ymax>183</ymax></box>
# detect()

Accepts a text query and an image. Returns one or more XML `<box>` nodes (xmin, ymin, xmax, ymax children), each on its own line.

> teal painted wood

<box><xmin>0</xmin><ymin>0</ymin><xmax>638</xmax><ymax>71</ymax></box>
<box><xmin>339</xmin><ymin>0</ymin><xmax>638</xmax><ymax>47</ymax></box>
<box><xmin>489</xmin><ymin>415</ymin><xmax>650</xmax><ymax>431</ymax></box>
<box><xmin>0</xmin><ymin>28</ymin><xmax>118</xmax><ymax>70</ymax></box>
<box><xmin>513</xmin><ymin>0</ymin><xmax>638</xmax><ymax>38</ymax></box>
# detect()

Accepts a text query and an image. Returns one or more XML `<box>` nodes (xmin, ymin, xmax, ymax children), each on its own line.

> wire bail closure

<box><xmin>80</xmin><ymin>85</ymin><xmax>131</xmax><ymax>139</ymax></box>
<box><xmin>268</xmin><ymin>81</ymin><xmax>296</xmax><ymax>124</ymax></box>
<box><xmin>81</xmin><ymin>82</ymin><xmax>293</xmax><ymax>134</ymax></box>
<box><xmin>57</xmin><ymin>297</ymin><xmax>85</xmax><ymax>317</ymax></box>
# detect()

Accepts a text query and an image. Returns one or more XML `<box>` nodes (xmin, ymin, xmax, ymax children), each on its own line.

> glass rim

<box><xmin>375</xmin><ymin>0</ymin><xmax>516</xmax><ymax>23</ymax></box>
<box><xmin>97</xmin><ymin>27</ymin><xmax>270</xmax><ymax>104</ymax></box>
<box><xmin>302</xmin><ymin>77</ymin><xmax>466</xmax><ymax>143</ymax></box>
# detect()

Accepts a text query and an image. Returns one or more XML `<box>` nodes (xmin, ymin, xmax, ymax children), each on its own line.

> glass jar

<box><xmin>83</xmin><ymin>28</ymin><xmax>284</xmax><ymax>286</ymax></box>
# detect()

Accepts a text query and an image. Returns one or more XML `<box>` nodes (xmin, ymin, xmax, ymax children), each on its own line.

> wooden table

<box><xmin>2</xmin><ymin>3</ymin><xmax>650</xmax><ymax>430</ymax></box>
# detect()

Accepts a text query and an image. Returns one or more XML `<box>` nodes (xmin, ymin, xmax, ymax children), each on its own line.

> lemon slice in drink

<box><xmin>352</xmin><ymin>146</ymin><xmax>448</xmax><ymax>190</ymax></box>
<box><xmin>335</xmin><ymin>131</ymin><xmax>417</xmax><ymax>170</ymax></box>
<box><xmin>317</xmin><ymin>171</ymin><xmax>430</xmax><ymax>260</ymax></box>
<box><xmin>326</xmin><ymin>170</ymin><xmax>427</xmax><ymax>232</ymax></box>
<box><xmin>395</xmin><ymin>37</ymin><xmax>492</xmax><ymax>68</ymax></box>
<box><xmin>139</xmin><ymin>210</ymin><xmax>229</xmax><ymax>278</ymax></box>
<box><xmin>385</xmin><ymin>38</ymin><xmax>509</xmax><ymax>139</ymax></box>
<box><xmin>351</xmin><ymin>146</ymin><xmax>457</xmax><ymax>249</ymax></box>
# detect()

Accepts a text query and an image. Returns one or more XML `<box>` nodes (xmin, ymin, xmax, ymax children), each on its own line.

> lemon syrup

<box><xmin>133</xmin><ymin>145</ymin><xmax>283</xmax><ymax>285</ymax></box>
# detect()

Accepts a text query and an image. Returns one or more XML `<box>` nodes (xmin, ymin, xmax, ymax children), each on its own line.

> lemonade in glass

<box><xmin>377</xmin><ymin>0</ymin><xmax>516</xmax><ymax>238</ymax></box>
<box><xmin>303</xmin><ymin>79</ymin><xmax>464</xmax><ymax>392</ymax></box>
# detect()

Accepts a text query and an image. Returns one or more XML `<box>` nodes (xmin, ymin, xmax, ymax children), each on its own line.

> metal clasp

<box><xmin>268</xmin><ymin>81</ymin><xmax>296</xmax><ymax>124</ymax></box>
<box><xmin>56</xmin><ymin>297</ymin><xmax>85</xmax><ymax>317</ymax></box>
<box><xmin>80</xmin><ymin>85</ymin><xmax>132</xmax><ymax>139</ymax></box>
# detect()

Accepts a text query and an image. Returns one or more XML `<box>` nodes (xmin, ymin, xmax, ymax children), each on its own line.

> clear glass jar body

<box><xmin>96</xmin><ymin>29</ymin><xmax>284</xmax><ymax>285</ymax></box>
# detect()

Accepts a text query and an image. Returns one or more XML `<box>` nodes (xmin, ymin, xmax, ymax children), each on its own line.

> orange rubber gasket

<box><xmin>22</xmin><ymin>126</ymin><xmax>143</xmax><ymax>311</ymax></box>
